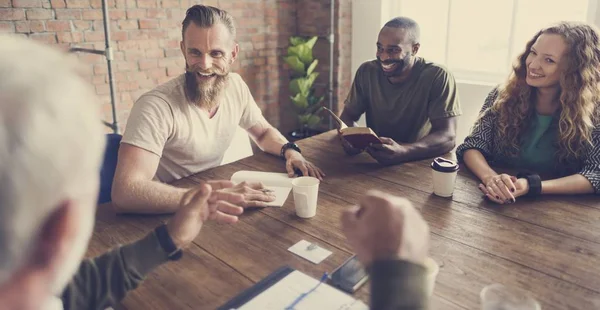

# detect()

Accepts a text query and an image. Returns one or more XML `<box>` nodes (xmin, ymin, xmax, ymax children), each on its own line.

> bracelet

<box><xmin>517</xmin><ymin>172</ymin><xmax>542</xmax><ymax>197</ymax></box>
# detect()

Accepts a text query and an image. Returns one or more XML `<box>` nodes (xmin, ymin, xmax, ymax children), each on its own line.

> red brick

<box><xmin>82</xmin><ymin>9</ymin><xmax>102</xmax><ymax>20</ymax></box>
<box><xmin>109</xmin><ymin>9</ymin><xmax>126</xmax><ymax>20</ymax></box>
<box><xmin>72</xmin><ymin>20</ymin><xmax>91</xmax><ymax>30</ymax></box>
<box><xmin>160</xmin><ymin>0</ymin><xmax>178</xmax><ymax>8</ymax></box>
<box><xmin>93</xmin><ymin>63</ymin><xmax>107</xmax><ymax>74</ymax></box>
<box><xmin>29</xmin><ymin>20</ymin><xmax>45</xmax><ymax>32</ymax></box>
<box><xmin>66</xmin><ymin>0</ymin><xmax>89</xmax><ymax>8</ymax></box>
<box><xmin>56</xmin><ymin>31</ymin><xmax>83</xmax><ymax>43</ymax></box>
<box><xmin>117</xmin><ymin>40</ymin><xmax>139</xmax><ymax>50</ymax></box>
<box><xmin>111</xmin><ymin>31</ymin><xmax>127</xmax><ymax>41</ymax></box>
<box><xmin>25</xmin><ymin>8</ymin><xmax>52</xmax><ymax>19</ymax></box>
<box><xmin>0</xmin><ymin>0</ymin><xmax>10</xmax><ymax>7</ymax></box>
<box><xmin>146</xmin><ymin>8</ymin><xmax>166</xmax><ymax>18</ymax></box>
<box><xmin>125</xmin><ymin>49</ymin><xmax>144</xmax><ymax>61</ymax></box>
<box><xmin>46</xmin><ymin>20</ymin><xmax>71</xmax><ymax>32</ymax></box>
<box><xmin>124</xmin><ymin>0</ymin><xmax>136</xmax><ymax>7</ymax></box>
<box><xmin>90</xmin><ymin>0</ymin><xmax>114</xmax><ymax>8</ymax></box>
<box><xmin>0</xmin><ymin>9</ymin><xmax>26</xmax><ymax>20</ymax></box>
<box><xmin>137</xmin><ymin>0</ymin><xmax>156</xmax><ymax>8</ymax></box>
<box><xmin>166</xmin><ymin>65</ymin><xmax>182</xmax><ymax>76</ymax></box>
<box><xmin>145</xmin><ymin>48</ymin><xmax>163</xmax><ymax>58</ymax></box>
<box><xmin>29</xmin><ymin>33</ymin><xmax>57</xmax><ymax>45</ymax></box>
<box><xmin>13</xmin><ymin>0</ymin><xmax>42</xmax><ymax>8</ymax></box>
<box><xmin>164</xmin><ymin>48</ymin><xmax>180</xmax><ymax>57</ymax></box>
<box><xmin>84</xmin><ymin>31</ymin><xmax>105</xmax><ymax>42</ymax></box>
<box><xmin>96</xmin><ymin>84</ymin><xmax>110</xmax><ymax>95</ymax></box>
<box><xmin>55</xmin><ymin>9</ymin><xmax>81</xmax><ymax>19</ymax></box>
<box><xmin>139</xmin><ymin>20</ymin><xmax>158</xmax><ymax>29</ymax></box>
<box><xmin>50</xmin><ymin>0</ymin><xmax>66</xmax><ymax>8</ymax></box>
<box><xmin>0</xmin><ymin>21</ymin><xmax>14</xmax><ymax>33</ymax></box>
<box><xmin>138</xmin><ymin>59</ymin><xmax>158</xmax><ymax>70</ymax></box>
<box><xmin>126</xmin><ymin>9</ymin><xmax>145</xmax><ymax>19</ymax></box>
<box><xmin>15</xmin><ymin>21</ymin><xmax>30</xmax><ymax>33</ymax></box>
<box><xmin>118</xmin><ymin>19</ymin><xmax>138</xmax><ymax>30</ymax></box>
<box><xmin>148</xmin><ymin>68</ymin><xmax>166</xmax><ymax>79</ymax></box>
<box><xmin>164</xmin><ymin>39</ymin><xmax>179</xmax><ymax>49</ymax></box>
<box><xmin>116</xmin><ymin>61</ymin><xmax>136</xmax><ymax>72</ymax></box>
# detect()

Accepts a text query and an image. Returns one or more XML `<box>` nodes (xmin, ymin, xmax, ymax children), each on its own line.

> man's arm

<box><xmin>340</xmin><ymin>106</ymin><xmax>361</xmax><ymax>128</ymax></box>
<box><xmin>368</xmin><ymin>116</ymin><xmax>458</xmax><ymax>165</ymax></box>
<box><xmin>246</xmin><ymin>119</ymin><xmax>325</xmax><ymax>179</ymax></box>
<box><xmin>61</xmin><ymin>231</ymin><xmax>170</xmax><ymax>310</ymax></box>
<box><xmin>111</xmin><ymin>143</ymin><xmax>187</xmax><ymax>214</ymax></box>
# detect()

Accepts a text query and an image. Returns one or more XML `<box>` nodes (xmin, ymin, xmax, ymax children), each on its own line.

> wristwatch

<box><xmin>154</xmin><ymin>224</ymin><xmax>183</xmax><ymax>261</ymax></box>
<box><xmin>280</xmin><ymin>142</ymin><xmax>301</xmax><ymax>159</ymax></box>
<box><xmin>516</xmin><ymin>172</ymin><xmax>542</xmax><ymax>197</ymax></box>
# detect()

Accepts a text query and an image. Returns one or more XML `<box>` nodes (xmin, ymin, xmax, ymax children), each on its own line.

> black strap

<box><xmin>154</xmin><ymin>224</ymin><xmax>183</xmax><ymax>261</ymax></box>
<box><xmin>517</xmin><ymin>172</ymin><xmax>542</xmax><ymax>197</ymax></box>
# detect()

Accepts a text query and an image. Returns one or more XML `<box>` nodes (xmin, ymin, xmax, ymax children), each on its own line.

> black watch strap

<box><xmin>517</xmin><ymin>172</ymin><xmax>542</xmax><ymax>197</ymax></box>
<box><xmin>280</xmin><ymin>142</ymin><xmax>301</xmax><ymax>159</ymax></box>
<box><xmin>154</xmin><ymin>224</ymin><xmax>183</xmax><ymax>261</ymax></box>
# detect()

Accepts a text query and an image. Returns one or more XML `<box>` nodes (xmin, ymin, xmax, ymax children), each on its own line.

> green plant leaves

<box><xmin>291</xmin><ymin>93</ymin><xmax>309</xmax><ymax>109</ymax></box>
<box><xmin>290</xmin><ymin>36</ymin><xmax>306</xmax><ymax>46</ymax></box>
<box><xmin>306</xmin><ymin>59</ymin><xmax>318</xmax><ymax>76</ymax></box>
<box><xmin>284</xmin><ymin>56</ymin><xmax>305</xmax><ymax>74</ymax></box>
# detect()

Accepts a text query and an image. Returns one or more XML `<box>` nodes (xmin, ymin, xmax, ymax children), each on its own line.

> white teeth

<box><xmin>198</xmin><ymin>72</ymin><xmax>214</xmax><ymax>76</ymax></box>
<box><xmin>382</xmin><ymin>63</ymin><xmax>396</xmax><ymax>70</ymax></box>
<box><xmin>529</xmin><ymin>72</ymin><xmax>543</xmax><ymax>77</ymax></box>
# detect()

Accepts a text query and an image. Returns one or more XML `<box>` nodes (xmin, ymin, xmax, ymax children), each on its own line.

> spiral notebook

<box><xmin>218</xmin><ymin>266</ymin><xmax>367</xmax><ymax>310</ymax></box>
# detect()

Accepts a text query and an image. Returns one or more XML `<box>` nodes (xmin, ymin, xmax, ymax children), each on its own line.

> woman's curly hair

<box><xmin>491</xmin><ymin>22</ymin><xmax>600</xmax><ymax>162</ymax></box>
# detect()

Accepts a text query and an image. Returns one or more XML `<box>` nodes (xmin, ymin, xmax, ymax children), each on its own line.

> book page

<box><xmin>230</xmin><ymin>171</ymin><xmax>294</xmax><ymax>207</ymax></box>
<box><xmin>237</xmin><ymin>271</ymin><xmax>368</xmax><ymax>310</ymax></box>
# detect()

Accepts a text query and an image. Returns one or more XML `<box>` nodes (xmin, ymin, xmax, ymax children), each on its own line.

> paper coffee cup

<box><xmin>292</xmin><ymin>176</ymin><xmax>320</xmax><ymax>218</ymax></box>
<box><xmin>424</xmin><ymin>257</ymin><xmax>440</xmax><ymax>297</ymax></box>
<box><xmin>431</xmin><ymin>157</ymin><xmax>459</xmax><ymax>197</ymax></box>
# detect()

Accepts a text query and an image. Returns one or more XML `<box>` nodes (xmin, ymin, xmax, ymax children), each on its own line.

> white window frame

<box><xmin>384</xmin><ymin>0</ymin><xmax>599</xmax><ymax>84</ymax></box>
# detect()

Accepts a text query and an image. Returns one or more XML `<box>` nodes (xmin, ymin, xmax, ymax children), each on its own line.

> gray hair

<box><xmin>0</xmin><ymin>35</ymin><xmax>104</xmax><ymax>287</ymax></box>
<box><xmin>384</xmin><ymin>16</ymin><xmax>420</xmax><ymax>44</ymax></box>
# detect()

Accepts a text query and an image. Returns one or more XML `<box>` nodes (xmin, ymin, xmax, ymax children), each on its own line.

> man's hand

<box><xmin>338</xmin><ymin>130</ymin><xmax>362</xmax><ymax>156</ymax></box>
<box><xmin>167</xmin><ymin>183</ymin><xmax>243</xmax><ymax>249</ymax></box>
<box><xmin>218</xmin><ymin>181</ymin><xmax>277</xmax><ymax>208</ymax></box>
<box><xmin>366</xmin><ymin>137</ymin><xmax>407</xmax><ymax>165</ymax></box>
<box><xmin>285</xmin><ymin>150</ymin><xmax>325</xmax><ymax>180</ymax></box>
<box><xmin>341</xmin><ymin>190</ymin><xmax>430</xmax><ymax>267</ymax></box>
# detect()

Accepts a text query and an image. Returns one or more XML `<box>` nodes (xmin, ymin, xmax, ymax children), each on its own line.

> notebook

<box><xmin>230</xmin><ymin>171</ymin><xmax>293</xmax><ymax>207</ymax></box>
<box><xmin>218</xmin><ymin>266</ymin><xmax>368</xmax><ymax>310</ymax></box>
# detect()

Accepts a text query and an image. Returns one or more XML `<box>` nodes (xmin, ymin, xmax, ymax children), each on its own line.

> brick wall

<box><xmin>0</xmin><ymin>0</ymin><xmax>351</xmax><ymax>134</ymax></box>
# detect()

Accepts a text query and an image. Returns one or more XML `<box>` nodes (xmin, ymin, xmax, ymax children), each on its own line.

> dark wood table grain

<box><xmin>89</xmin><ymin>130</ymin><xmax>600</xmax><ymax>310</ymax></box>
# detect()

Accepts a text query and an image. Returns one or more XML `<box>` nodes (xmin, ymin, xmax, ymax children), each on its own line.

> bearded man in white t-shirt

<box><xmin>112</xmin><ymin>5</ymin><xmax>325</xmax><ymax>214</ymax></box>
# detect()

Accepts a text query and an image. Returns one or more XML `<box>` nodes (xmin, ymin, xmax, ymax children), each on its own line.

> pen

<box><xmin>285</xmin><ymin>272</ymin><xmax>329</xmax><ymax>310</ymax></box>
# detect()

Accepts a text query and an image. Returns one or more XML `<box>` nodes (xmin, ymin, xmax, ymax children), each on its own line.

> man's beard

<box><xmin>378</xmin><ymin>54</ymin><xmax>411</xmax><ymax>77</ymax></box>
<box><xmin>184</xmin><ymin>64</ymin><xmax>229</xmax><ymax>110</ymax></box>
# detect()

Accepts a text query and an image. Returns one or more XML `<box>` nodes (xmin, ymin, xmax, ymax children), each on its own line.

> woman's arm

<box><xmin>541</xmin><ymin>174</ymin><xmax>594</xmax><ymax>194</ymax></box>
<box><xmin>463</xmin><ymin>149</ymin><xmax>499</xmax><ymax>184</ymax></box>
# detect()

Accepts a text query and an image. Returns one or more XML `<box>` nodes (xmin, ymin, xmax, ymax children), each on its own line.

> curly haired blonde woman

<box><xmin>456</xmin><ymin>22</ymin><xmax>600</xmax><ymax>204</ymax></box>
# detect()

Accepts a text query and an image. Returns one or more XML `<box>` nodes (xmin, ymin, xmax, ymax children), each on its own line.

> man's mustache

<box><xmin>185</xmin><ymin>65</ymin><xmax>227</xmax><ymax>76</ymax></box>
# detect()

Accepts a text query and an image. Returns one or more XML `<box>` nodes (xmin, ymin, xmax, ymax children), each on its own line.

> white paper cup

<box><xmin>480</xmin><ymin>283</ymin><xmax>540</xmax><ymax>310</ymax></box>
<box><xmin>291</xmin><ymin>176</ymin><xmax>320</xmax><ymax>218</ymax></box>
<box><xmin>424</xmin><ymin>257</ymin><xmax>440</xmax><ymax>296</ymax></box>
<box><xmin>431</xmin><ymin>157</ymin><xmax>459</xmax><ymax>197</ymax></box>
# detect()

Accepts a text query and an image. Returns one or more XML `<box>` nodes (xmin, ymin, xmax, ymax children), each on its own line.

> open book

<box><xmin>322</xmin><ymin>107</ymin><xmax>382</xmax><ymax>150</ymax></box>
<box><xmin>230</xmin><ymin>171</ymin><xmax>293</xmax><ymax>207</ymax></box>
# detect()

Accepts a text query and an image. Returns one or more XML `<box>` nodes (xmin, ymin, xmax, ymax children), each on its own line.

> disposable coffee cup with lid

<box><xmin>431</xmin><ymin>157</ymin><xmax>459</xmax><ymax>197</ymax></box>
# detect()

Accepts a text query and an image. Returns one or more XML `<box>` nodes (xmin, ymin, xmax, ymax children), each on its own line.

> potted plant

<box><xmin>284</xmin><ymin>36</ymin><xmax>325</xmax><ymax>140</ymax></box>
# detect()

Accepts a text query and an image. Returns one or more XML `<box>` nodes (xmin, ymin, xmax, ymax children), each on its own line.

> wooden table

<box><xmin>89</xmin><ymin>131</ymin><xmax>600</xmax><ymax>310</ymax></box>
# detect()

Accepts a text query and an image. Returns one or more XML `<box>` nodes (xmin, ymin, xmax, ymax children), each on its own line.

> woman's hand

<box><xmin>478</xmin><ymin>174</ymin><xmax>518</xmax><ymax>204</ymax></box>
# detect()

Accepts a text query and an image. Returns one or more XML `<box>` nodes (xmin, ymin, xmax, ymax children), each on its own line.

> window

<box><xmin>388</xmin><ymin>0</ymin><xmax>596</xmax><ymax>83</ymax></box>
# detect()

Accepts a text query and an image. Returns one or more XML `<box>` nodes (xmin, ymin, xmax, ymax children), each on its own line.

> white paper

<box><xmin>288</xmin><ymin>240</ymin><xmax>332</xmax><ymax>264</ymax></box>
<box><xmin>231</xmin><ymin>171</ymin><xmax>294</xmax><ymax>207</ymax></box>
<box><xmin>237</xmin><ymin>270</ymin><xmax>368</xmax><ymax>310</ymax></box>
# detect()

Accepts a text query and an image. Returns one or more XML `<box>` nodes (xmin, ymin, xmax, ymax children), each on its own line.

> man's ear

<box><xmin>230</xmin><ymin>43</ymin><xmax>239</xmax><ymax>64</ymax></box>
<box><xmin>0</xmin><ymin>200</ymin><xmax>77</xmax><ymax>309</ymax></box>
<box><xmin>34</xmin><ymin>200</ymin><xmax>77</xmax><ymax>276</ymax></box>
<box><xmin>180</xmin><ymin>40</ymin><xmax>186</xmax><ymax>58</ymax></box>
<box><xmin>412</xmin><ymin>43</ymin><xmax>420</xmax><ymax>55</ymax></box>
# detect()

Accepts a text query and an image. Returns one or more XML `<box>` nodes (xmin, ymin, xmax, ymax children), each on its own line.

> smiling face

<box><xmin>376</xmin><ymin>26</ymin><xmax>419</xmax><ymax>78</ymax></box>
<box><xmin>525</xmin><ymin>33</ymin><xmax>568</xmax><ymax>89</ymax></box>
<box><xmin>180</xmin><ymin>21</ymin><xmax>238</xmax><ymax>109</ymax></box>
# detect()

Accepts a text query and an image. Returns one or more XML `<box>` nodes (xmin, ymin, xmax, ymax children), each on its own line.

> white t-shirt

<box><xmin>122</xmin><ymin>73</ymin><xmax>264</xmax><ymax>183</ymax></box>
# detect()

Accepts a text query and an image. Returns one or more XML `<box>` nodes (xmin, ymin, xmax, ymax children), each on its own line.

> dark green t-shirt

<box><xmin>344</xmin><ymin>58</ymin><xmax>461</xmax><ymax>143</ymax></box>
<box><xmin>517</xmin><ymin>113</ymin><xmax>558</xmax><ymax>174</ymax></box>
